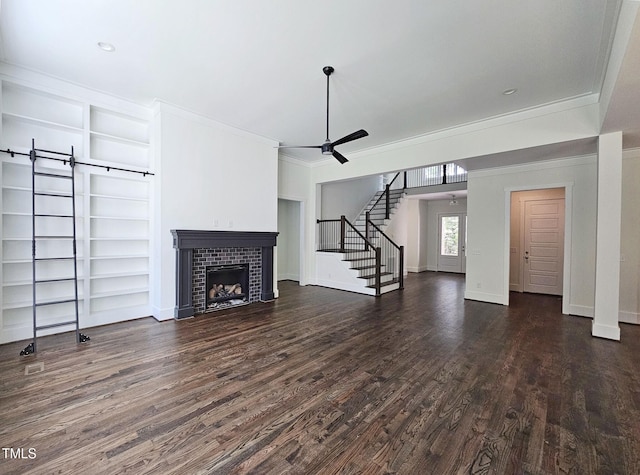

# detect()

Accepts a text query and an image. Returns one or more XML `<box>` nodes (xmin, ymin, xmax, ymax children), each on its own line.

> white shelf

<box><xmin>2</xmin><ymin>258</ymin><xmax>85</xmax><ymax>264</ymax></box>
<box><xmin>1</xmin><ymin>258</ymin><xmax>32</xmax><ymax>264</ymax></box>
<box><xmin>2</xmin><ymin>211</ymin><xmax>33</xmax><ymax>217</ymax></box>
<box><xmin>90</xmin><ymin>130</ymin><xmax>149</xmax><ymax>147</ymax></box>
<box><xmin>2</xmin><ymin>114</ymin><xmax>84</xmax><ymax>152</ymax></box>
<box><xmin>3</xmin><ymin>278</ymin><xmax>83</xmax><ymax>287</ymax></box>
<box><xmin>89</xmin><ymin>193</ymin><xmax>149</xmax><ymax>202</ymax></box>
<box><xmin>90</xmin><ymin>134</ymin><xmax>149</xmax><ymax>168</ymax></box>
<box><xmin>90</xmin><ymin>105</ymin><xmax>149</xmax><ymax>143</ymax></box>
<box><xmin>89</xmin><ymin>271</ymin><xmax>149</xmax><ymax>280</ymax></box>
<box><xmin>2</xmin><ymin>280</ymin><xmax>33</xmax><ymax>287</ymax></box>
<box><xmin>89</xmin><ymin>236</ymin><xmax>149</xmax><ymax>241</ymax></box>
<box><xmin>89</xmin><ymin>216</ymin><xmax>150</xmax><ymax>222</ymax></box>
<box><xmin>3</xmin><ymin>296</ymin><xmax>84</xmax><ymax>311</ymax></box>
<box><xmin>2</xmin><ymin>82</ymin><xmax>83</xmax><ymax>129</ymax></box>
<box><xmin>3</xmin><ymin>112</ymin><xmax>83</xmax><ymax>133</ymax></box>
<box><xmin>89</xmin><ymin>254</ymin><xmax>149</xmax><ymax>260</ymax></box>
<box><xmin>2</xmin><ymin>184</ymin><xmax>85</xmax><ymax>196</ymax></box>
<box><xmin>90</xmin><ymin>288</ymin><xmax>148</xmax><ymax>299</ymax></box>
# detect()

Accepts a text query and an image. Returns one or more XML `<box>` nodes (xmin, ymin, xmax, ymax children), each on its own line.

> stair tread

<box><xmin>358</xmin><ymin>272</ymin><xmax>393</xmax><ymax>279</ymax></box>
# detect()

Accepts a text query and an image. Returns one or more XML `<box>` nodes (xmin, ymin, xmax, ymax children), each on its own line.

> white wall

<box><xmin>278</xmin><ymin>156</ymin><xmax>312</xmax><ymax>285</ymax></box>
<box><xmin>465</xmin><ymin>156</ymin><xmax>597</xmax><ymax>314</ymax></box>
<box><xmin>383</xmin><ymin>195</ymin><xmax>409</xmax><ymax>275</ymax></box>
<box><xmin>320</xmin><ymin>175</ymin><xmax>380</xmax><ymax>220</ymax></box>
<box><xmin>277</xmin><ymin>199</ymin><xmax>300</xmax><ymax>281</ymax></box>
<box><xmin>153</xmin><ymin>102</ymin><xmax>278</xmax><ymax>320</ymax></box>
<box><xmin>405</xmin><ymin>199</ymin><xmax>429</xmax><ymax>273</ymax></box>
<box><xmin>620</xmin><ymin>149</ymin><xmax>640</xmax><ymax>324</ymax></box>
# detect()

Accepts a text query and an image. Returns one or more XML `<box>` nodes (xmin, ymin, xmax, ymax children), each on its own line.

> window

<box><xmin>441</xmin><ymin>216</ymin><xmax>459</xmax><ymax>256</ymax></box>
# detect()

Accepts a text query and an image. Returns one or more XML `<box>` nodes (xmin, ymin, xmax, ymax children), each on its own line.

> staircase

<box><xmin>347</xmin><ymin>187</ymin><xmax>405</xmax><ymax>247</ymax></box>
<box><xmin>317</xmin><ymin>186</ymin><xmax>405</xmax><ymax>296</ymax></box>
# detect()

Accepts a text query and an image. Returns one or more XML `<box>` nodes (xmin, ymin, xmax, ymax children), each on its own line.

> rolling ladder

<box><xmin>20</xmin><ymin>141</ymin><xmax>89</xmax><ymax>356</ymax></box>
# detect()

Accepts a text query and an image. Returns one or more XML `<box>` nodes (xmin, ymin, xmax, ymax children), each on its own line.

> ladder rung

<box><xmin>36</xmin><ymin>321</ymin><xmax>77</xmax><ymax>331</ymax></box>
<box><xmin>34</xmin><ymin>192</ymin><xmax>73</xmax><ymax>198</ymax></box>
<box><xmin>35</xmin><ymin>214</ymin><xmax>74</xmax><ymax>218</ymax></box>
<box><xmin>35</xmin><ymin>257</ymin><xmax>75</xmax><ymax>261</ymax></box>
<box><xmin>34</xmin><ymin>235</ymin><xmax>75</xmax><ymax>239</ymax></box>
<box><xmin>35</xmin><ymin>277</ymin><xmax>76</xmax><ymax>283</ymax></box>
<box><xmin>35</xmin><ymin>298</ymin><xmax>76</xmax><ymax>307</ymax></box>
<box><xmin>34</xmin><ymin>172</ymin><xmax>73</xmax><ymax>179</ymax></box>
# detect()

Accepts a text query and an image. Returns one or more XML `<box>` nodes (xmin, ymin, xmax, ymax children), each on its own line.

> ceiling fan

<box><xmin>278</xmin><ymin>66</ymin><xmax>368</xmax><ymax>164</ymax></box>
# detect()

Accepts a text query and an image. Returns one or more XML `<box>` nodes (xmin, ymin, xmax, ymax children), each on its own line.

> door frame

<box><xmin>503</xmin><ymin>183</ymin><xmax>574</xmax><ymax>314</ymax></box>
<box><xmin>276</xmin><ymin>196</ymin><xmax>306</xmax><ymax>296</ymax></box>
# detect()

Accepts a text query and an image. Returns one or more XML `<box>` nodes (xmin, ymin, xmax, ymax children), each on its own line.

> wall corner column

<box><xmin>592</xmin><ymin>131</ymin><xmax>622</xmax><ymax>341</ymax></box>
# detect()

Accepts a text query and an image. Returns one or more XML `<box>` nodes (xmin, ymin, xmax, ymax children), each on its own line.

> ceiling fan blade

<box><xmin>333</xmin><ymin>150</ymin><xmax>348</xmax><ymax>164</ymax></box>
<box><xmin>276</xmin><ymin>145</ymin><xmax>322</xmax><ymax>149</ymax></box>
<box><xmin>331</xmin><ymin>129</ymin><xmax>368</xmax><ymax>147</ymax></box>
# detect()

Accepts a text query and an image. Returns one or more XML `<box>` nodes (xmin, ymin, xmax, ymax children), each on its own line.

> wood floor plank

<box><xmin>1</xmin><ymin>272</ymin><xmax>639</xmax><ymax>474</ymax></box>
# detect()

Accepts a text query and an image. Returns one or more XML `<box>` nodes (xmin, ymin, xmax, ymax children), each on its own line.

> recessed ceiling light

<box><xmin>97</xmin><ymin>42</ymin><xmax>115</xmax><ymax>52</ymax></box>
<box><xmin>502</xmin><ymin>88</ymin><xmax>517</xmax><ymax>95</ymax></box>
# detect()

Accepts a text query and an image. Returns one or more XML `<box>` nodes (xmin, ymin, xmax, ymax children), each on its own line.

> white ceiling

<box><xmin>1</xmin><ymin>0</ymin><xmax>638</xmax><ymax>165</ymax></box>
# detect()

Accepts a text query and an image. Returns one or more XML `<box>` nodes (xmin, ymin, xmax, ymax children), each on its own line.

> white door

<box><xmin>523</xmin><ymin>199</ymin><xmax>564</xmax><ymax>295</ymax></box>
<box><xmin>438</xmin><ymin>214</ymin><xmax>466</xmax><ymax>273</ymax></box>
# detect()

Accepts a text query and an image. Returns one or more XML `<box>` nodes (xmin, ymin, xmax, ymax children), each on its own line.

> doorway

<box><xmin>510</xmin><ymin>189</ymin><xmax>565</xmax><ymax>295</ymax></box>
<box><xmin>277</xmin><ymin>198</ymin><xmax>303</xmax><ymax>284</ymax></box>
<box><xmin>437</xmin><ymin>213</ymin><xmax>467</xmax><ymax>273</ymax></box>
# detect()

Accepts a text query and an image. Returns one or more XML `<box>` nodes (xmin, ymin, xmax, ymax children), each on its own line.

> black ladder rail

<box><xmin>22</xmin><ymin>141</ymin><xmax>90</xmax><ymax>356</ymax></box>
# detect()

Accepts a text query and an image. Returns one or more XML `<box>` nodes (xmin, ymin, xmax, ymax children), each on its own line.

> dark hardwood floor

<box><xmin>1</xmin><ymin>272</ymin><xmax>639</xmax><ymax>474</ymax></box>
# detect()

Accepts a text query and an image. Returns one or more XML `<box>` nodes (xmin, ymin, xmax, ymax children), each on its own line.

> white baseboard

<box><xmin>407</xmin><ymin>265</ymin><xmax>429</xmax><ymax>273</ymax></box>
<box><xmin>152</xmin><ymin>306</ymin><xmax>175</xmax><ymax>321</ymax></box>
<box><xmin>619</xmin><ymin>311</ymin><xmax>640</xmax><ymax>325</ymax></box>
<box><xmin>592</xmin><ymin>321</ymin><xmax>621</xmax><ymax>341</ymax></box>
<box><xmin>567</xmin><ymin>304</ymin><xmax>594</xmax><ymax>318</ymax></box>
<box><xmin>315</xmin><ymin>279</ymin><xmax>376</xmax><ymax>296</ymax></box>
<box><xmin>464</xmin><ymin>290</ymin><xmax>508</xmax><ymax>305</ymax></box>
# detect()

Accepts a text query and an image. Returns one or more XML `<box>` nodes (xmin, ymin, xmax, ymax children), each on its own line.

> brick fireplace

<box><xmin>171</xmin><ymin>230</ymin><xmax>278</xmax><ymax>319</ymax></box>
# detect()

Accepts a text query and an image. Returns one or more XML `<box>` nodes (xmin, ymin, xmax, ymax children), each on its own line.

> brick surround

<box><xmin>192</xmin><ymin>247</ymin><xmax>261</xmax><ymax>314</ymax></box>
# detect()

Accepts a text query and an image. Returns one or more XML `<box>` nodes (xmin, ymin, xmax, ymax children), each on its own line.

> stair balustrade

<box><xmin>317</xmin><ymin>213</ymin><xmax>403</xmax><ymax>296</ymax></box>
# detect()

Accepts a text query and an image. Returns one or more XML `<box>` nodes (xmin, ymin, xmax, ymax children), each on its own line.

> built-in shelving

<box><xmin>1</xmin><ymin>80</ymin><xmax>153</xmax><ymax>343</ymax></box>
<box><xmin>88</xmin><ymin>173</ymin><xmax>150</xmax><ymax>314</ymax></box>
<box><xmin>89</xmin><ymin>105</ymin><xmax>150</xmax><ymax>168</ymax></box>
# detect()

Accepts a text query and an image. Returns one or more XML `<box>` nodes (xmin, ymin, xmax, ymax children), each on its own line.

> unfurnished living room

<box><xmin>1</xmin><ymin>1</ymin><xmax>640</xmax><ymax>474</ymax></box>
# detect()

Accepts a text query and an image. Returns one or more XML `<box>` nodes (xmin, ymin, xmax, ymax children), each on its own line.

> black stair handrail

<box><xmin>370</xmin><ymin>172</ymin><xmax>403</xmax><ymax>220</ymax></box>
<box><xmin>318</xmin><ymin>216</ymin><xmax>388</xmax><ymax>295</ymax></box>
<box><xmin>317</xmin><ymin>216</ymin><xmax>375</xmax><ymax>253</ymax></box>
<box><xmin>366</xmin><ymin>217</ymin><xmax>404</xmax><ymax>291</ymax></box>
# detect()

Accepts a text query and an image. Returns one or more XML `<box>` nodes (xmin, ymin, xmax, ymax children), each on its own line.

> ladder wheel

<box><xmin>79</xmin><ymin>333</ymin><xmax>90</xmax><ymax>343</ymax></box>
<box><xmin>20</xmin><ymin>343</ymin><xmax>35</xmax><ymax>356</ymax></box>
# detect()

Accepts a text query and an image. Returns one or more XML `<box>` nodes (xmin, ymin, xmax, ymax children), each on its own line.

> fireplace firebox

<box><xmin>205</xmin><ymin>263</ymin><xmax>249</xmax><ymax>310</ymax></box>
